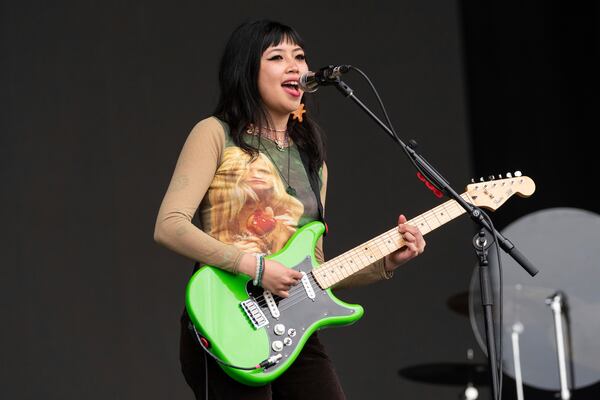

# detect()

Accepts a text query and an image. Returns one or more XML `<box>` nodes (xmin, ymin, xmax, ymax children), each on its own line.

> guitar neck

<box><xmin>313</xmin><ymin>193</ymin><xmax>473</xmax><ymax>289</ymax></box>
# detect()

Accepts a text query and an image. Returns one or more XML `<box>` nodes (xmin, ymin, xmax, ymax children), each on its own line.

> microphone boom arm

<box><xmin>332</xmin><ymin>77</ymin><xmax>539</xmax><ymax>278</ymax></box>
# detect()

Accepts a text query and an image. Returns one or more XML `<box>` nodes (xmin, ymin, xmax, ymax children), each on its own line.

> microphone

<box><xmin>299</xmin><ymin>64</ymin><xmax>351</xmax><ymax>93</ymax></box>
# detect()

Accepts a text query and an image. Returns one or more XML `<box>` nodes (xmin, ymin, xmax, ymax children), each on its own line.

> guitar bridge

<box><xmin>240</xmin><ymin>299</ymin><xmax>268</xmax><ymax>329</ymax></box>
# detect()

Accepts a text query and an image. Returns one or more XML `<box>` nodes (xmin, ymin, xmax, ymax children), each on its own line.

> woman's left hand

<box><xmin>384</xmin><ymin>214</ymin><xmax>426</xmax><ymax>272</ymax></box>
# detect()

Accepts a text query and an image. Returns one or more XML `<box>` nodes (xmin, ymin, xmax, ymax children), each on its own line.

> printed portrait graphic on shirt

<box><xmin>207</xmin><ymin>147</ymin><xmax>304</xmax><ymax>255</ymax></box>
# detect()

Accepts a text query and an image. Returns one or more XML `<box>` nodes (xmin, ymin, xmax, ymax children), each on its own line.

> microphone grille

<box><xmin>299</xmin><ymin>71</ymin><xmax>319</xmax><ymax>93</ymax></box>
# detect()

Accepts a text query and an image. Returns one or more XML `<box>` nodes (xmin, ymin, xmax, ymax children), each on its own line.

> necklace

<box><xmin>261</xmin><ymin>126</ymin><xmax>287</xmax><ymax>133</ymax></box>
<box><xmin>246</xmin><ymin>125</ymin><xmax>290</xmax><ymax>151</ymax></box>
<box><xmin>259</xmin><ymin>141</ymin><xmax>297</xmax><ymax>197</ymax></box>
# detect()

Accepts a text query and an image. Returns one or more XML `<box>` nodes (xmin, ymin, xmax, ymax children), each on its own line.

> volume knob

<box><xmin>274</xmin><ymin>324</ymin><xmax>285</xmax><ymax>336</ymax></box>
<box><xmin>272</xmin><ymin>341</ymin><xmax>284</xmax><ymax>352</ymax></box>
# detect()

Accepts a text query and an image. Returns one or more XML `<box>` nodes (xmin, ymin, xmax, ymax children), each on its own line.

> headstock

<box><xmin>466</xmin><ymin>172</ymin><xmax>535</xmax><ymax>211</ymax></box>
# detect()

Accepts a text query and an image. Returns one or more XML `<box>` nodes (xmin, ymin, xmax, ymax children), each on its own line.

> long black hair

<box><xmin>213</xmin><ymin>19</ymin><xmax>325</xmax><ymax>174</ymax></box>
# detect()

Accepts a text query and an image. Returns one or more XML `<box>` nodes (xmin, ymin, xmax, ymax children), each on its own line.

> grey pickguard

<box><xmin>245</xmin><ymin>257</ymin><xmax>356</xmax><ymax>368</ymax></box>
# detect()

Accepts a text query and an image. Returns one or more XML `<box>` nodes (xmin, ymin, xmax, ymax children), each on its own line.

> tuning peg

<box><xmin>506</xmin><ymin>172</ymin><xmax>512</xmax><ymax>178</ymax></box>
<box><xmin>498</xmin><ymin>173</ymin><xmax>503</xmax><ymax>179</ymax></box>
<box><xmin>488</xmin><ymin>175</ymin><xmax>495</xmax><ymax>180</ymax></box>
<box><xmin>471</xmin><ymin>178</ymin><xmax>475</xmax><ymax>183</ymax></box>
<box><xmin>479</xmin><ymin>177</ymin><xmax>484</xmax><ymax>182</ymax></box>
<box><xmin>514</xmin><ymin>170</ymin><xmax>522</xmax><ymax>177</ymax></box>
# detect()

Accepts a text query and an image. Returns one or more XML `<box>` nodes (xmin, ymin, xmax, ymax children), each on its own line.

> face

<box><xmin>243</xmin><ymin>157</ymin><xmax>275</xmax><ymax>194</ymax></box>
<box><xmin>258</xmin><ymin>40</ymin><xmax>309</xmax><ymax>119</ymax></box>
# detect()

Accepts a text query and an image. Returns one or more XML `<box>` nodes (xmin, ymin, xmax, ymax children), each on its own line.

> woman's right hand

<box><xmin>260</xmin><ymin>259</ymin><xmax>303</xmax><ymax>298</ymax></box>
<box><xmin>238</xmin><ymin>253</ymin><xmax>303</xmax><ymax>298</ymax></box>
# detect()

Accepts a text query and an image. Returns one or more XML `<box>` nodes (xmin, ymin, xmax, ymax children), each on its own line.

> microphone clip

<box><xmin>299</xmin><ymin>65</ymin><xmax>351</xmax><ymax>93</ymax></box>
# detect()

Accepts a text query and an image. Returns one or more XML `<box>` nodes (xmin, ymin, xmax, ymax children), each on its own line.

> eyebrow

<box><xmin>265</xmin><ymin>46</ymin><xmax>304</xmax><ymax>55</ymax></box>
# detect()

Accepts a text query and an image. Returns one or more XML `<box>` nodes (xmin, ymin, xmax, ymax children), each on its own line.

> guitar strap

<box><xmin>297</xmin><ymin>147</ymin><xmax>327</xmax><ymax>236</ymax></box>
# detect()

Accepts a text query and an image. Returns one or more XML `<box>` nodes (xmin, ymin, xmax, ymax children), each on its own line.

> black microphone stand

<box><xmin>473</xmin><ymin>229</ymin><xmax>500</xmax><ymax>399</ymax></box>
<box><xmin>330</xmin><ymin>77</ymin><xmax>540</xmax><ymax>400</ymax></box>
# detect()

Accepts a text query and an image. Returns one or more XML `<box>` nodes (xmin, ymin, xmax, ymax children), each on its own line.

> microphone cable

<box><xmin>345</xmin><ymin>65</ymin><xmax>504</xmax><ymax>400</ymax></box>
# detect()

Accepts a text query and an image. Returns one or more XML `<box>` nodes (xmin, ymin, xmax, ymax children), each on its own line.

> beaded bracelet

<box><xmin>253</xmin><ymin>253</ymin><xmax>261</xmax><ymax>286</ymax></box>
<box><xmin>257</xmin><ymin>255</ymin><xmax>265</xmax><ymax>287</ymax></box>
<box><xmin>253</xmin><ymin>253</ymin><xmax>265</xmax><ymax>286</ymax></box>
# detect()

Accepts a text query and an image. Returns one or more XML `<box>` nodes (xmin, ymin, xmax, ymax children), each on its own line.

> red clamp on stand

<box><xmin>417</xmin><ymin>172</ymin><xmax>443</xmax><ymax>198</ymax></box>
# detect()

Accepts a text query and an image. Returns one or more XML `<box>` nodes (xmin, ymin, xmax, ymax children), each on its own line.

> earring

<box><xmin>246</xmin><ymin>123</ymin><xmax>257</xmax><ymax>134</ymax></box>
<box><xmin>291</xmin><ymin>103</ymin><xmax>306</xmax><ymax>123</ymax></box>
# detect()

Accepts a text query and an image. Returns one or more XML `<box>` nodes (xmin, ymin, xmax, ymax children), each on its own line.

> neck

<box><xmin>263</xmin><ymin>111</ymin><xmax>290</xmax><ymax>135</ymax></box>
<box><xmin>312</xmin><ymin>194</ymin><xmax>473</xmax><ymax>289</ymax></box>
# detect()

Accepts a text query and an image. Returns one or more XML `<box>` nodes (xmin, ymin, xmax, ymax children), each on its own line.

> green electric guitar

<box><xmin>185</xmin><ymin>175</ymin><xmax>535</xmax><ymax>386</ymax></box>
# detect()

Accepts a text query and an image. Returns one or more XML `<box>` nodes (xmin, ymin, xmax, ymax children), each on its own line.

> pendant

<box><xmin>286</xmin><ymin>186</ymin><xmax>297</xmax><ymax>196</ymax></box>
<box><xmin>276</xmin><ymin>142</ymin><xmax>285</xmax><ymax>151</ymax></box>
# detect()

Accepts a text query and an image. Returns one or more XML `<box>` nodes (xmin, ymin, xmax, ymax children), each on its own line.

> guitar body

<box><xmin>185</xmin><ymin>221</ymin><xmax>364</xmax><ymax>386</ymax></box>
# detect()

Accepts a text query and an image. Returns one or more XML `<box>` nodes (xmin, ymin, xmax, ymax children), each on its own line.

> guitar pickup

<box><xmin>300</xmin><ymin>272</ymin><xmax>315</xmax><ymax>300</ymax></box>
<box><xmin>240</xmin><ymin>299</ymin><xmax>268</xmax><ymax>329</ymax></box>
<box><xmin>263</xmin><ymin>290</ymin><xmax>280</xmax><ymax>319</ymax></box>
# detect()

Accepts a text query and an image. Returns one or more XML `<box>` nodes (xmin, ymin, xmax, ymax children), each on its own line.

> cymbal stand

<box><xmin>460</xmin><ymin>348</ymin><xmax>480</xmax><ymax>400</ymax></box>
<box><xmin>511</xmin><ymin>321</ymin><xmax>525</xmax><ymax>400</ymax></box>
<box><xmin>545</xmin><ymin>292</ymin><xmax>571</xmax><ymax>400</ymax></box>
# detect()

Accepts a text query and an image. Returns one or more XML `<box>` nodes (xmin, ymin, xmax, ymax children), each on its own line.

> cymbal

<box><xmin>469</xmin><ymin>208</ymin><xmax>600</xmax><ymax>391</ymax></box>
<box><xmin>446</xmin><ymin>291</ymin><xmax>469</xmax><ymax>316</ymax></box>
<box><xmin>398</xmin><ymin>362</ymin><xmax>490</xmax><ymax>386</ymax></box>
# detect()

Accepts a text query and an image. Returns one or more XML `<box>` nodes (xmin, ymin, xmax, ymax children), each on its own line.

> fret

<box><xmin>344</xmin><ymin>256</ymin><xmax>358</xmax><ymax>273</ymax></box>
<box><xmin>379</xmin><ymin>233</ymin><xmax>394</xmax><ymax>251</ymax></box>
<box><xmin>355</xmin><ymin>248</ymin><xmax>372</xmax><ymax>268</ymax></box>
<box><xmin>336</xmin><ymin>256</ymin><xmax>354</xmax><ymax>278</ymax></box>
<box><xmin>414</xmin><ymin>216</ymin><xmax>432</xmax><ymax>234</ymax></box>
<box><xmin>317</xmin><ymin>193</ymin><xmax>476</xmax><ymax>288</ymax></box>
<box><xmin>370</xmin><ymin>246</ymin><xmax>383</xmax><ymax>260</ymax></box>
<box><xmin>363</xmin><ymin>240</ymin><xmax>383</xmax><ymax>261</ymax></box>
<box><xmin>423</xmin><ymin>211</ymin><xmax>441</xmax><ymax>230</ymax></box>
<box><xmin>325</xmin><ymin>260</ymin><xmax>342</xmax><ymax>282</ymax></box>
<box><xmin>322</xmin><ymin>270</ymin><xmax>334</xmax><ymax>287</ymax></box>
<box><xmin>429</xmin><ymin>208</ymin><xmax>444</xmax><ymax>227</ymax></box>
<box><xmin>443</xmin><ymin>201</ymin><xmax>461</xmax><ymax>219</ymax></box>
<box><xmin>433</xmin><ymin>205</ymin><xmax>452</xmax><ymax>224</ymax></box>
<box><xmin>332</xmin><ymin>260</ymin><xmax>350</xmax><ymax>279</ymax></box>
<box><xmin>372</xmin><ymin>237</ymin><xmax>390</xmax><ymax>257</ymax></box>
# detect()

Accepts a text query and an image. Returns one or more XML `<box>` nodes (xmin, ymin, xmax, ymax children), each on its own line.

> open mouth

<box><xmin>282</xmin><ymin>80</ymin><xmax>301</xmax><ymax>97</ymax></box>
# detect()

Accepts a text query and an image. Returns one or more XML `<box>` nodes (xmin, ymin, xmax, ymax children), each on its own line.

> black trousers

<box><xmin>180</xmin><ymin>314</ymin><xmax>347</xmax><ymax>400</ymax></box>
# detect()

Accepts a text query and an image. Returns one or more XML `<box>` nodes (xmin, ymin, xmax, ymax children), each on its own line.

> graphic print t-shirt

<box><xmin>198</xmin><ymin>118</ymin><xmax>321</xmax><ymax>256</ymax></box>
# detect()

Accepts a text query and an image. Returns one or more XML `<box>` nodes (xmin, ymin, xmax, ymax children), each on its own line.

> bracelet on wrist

<box><xmin>258</xmin><ymin>255</ymin><xmax>265</xmax><ymax>287</ymax></box>
<box><xmin>253</xmin><ymin>253</ymin><xmax>265</xmax><ymax>286</ymax></box>
<box><xmin>253</xmin><ymin>253</ymin><xmax>261</xmax><ymax>286</ymax></box>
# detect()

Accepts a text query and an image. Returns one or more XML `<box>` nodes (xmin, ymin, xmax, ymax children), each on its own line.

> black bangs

<box><xmin>260</xmin><ymin>23</ymin><xmax>305</xmax><ymax>53</ymax></box>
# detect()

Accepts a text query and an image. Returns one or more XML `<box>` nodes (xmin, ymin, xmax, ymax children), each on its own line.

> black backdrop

<box><xmin>2</xmin><ymin>1</ymin><xmax>598</xmax><ymax>399</ymax></box>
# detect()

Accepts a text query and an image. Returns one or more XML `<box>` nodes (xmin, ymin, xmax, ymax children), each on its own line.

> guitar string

<box><xmin>278</xmin><ymin>273</ymin><xmax>322</xmax><ymax>310</ymax></box>
<box><xmin>258</xmin><ymin>193</ymin><xmax>491</xmax><ymax>311</ymax></box>
<box><xmin>251</xmin><ymin>197</ymin><xmax>474</xmax><ymax>312</ymax></box>
<box><xmin>253</xmin><ymin>285</ymin><xmax>304</xmax><ymax>307</ymax></box>
<box><xmin>253</xmin><ymin>272</ymin><xmax>317</xmax><ymax>306</ymax></box>
<box><xmin>319</xmin><ymin>192</ymin><xmax>487</xmax><ymax>284</ymax></box>
<box><xmin>245</xmin><ymin>188</ymin><xmax>510</xmax><ymax>321</ymax></box>
<box><xmin>314</xmin><ymin>198</ymin><xmax>467</xmax><ymax>283</ymax></box>
<box><xmin>252</xmin><ymin>272</ymin><xmax>321</xmax><ymax>308</ymax></box>
<box><xmin>253</xmin><ymin>276</ymin><xmax>308</xmax><ymax>306</ymax></box>
<box><xmin>254</xmin><ymin>198</ymin><xmax>468</xmax><ymax>304</ymax></box>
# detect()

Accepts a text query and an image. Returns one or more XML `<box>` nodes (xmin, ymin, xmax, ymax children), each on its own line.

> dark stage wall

<box><xmin>4</xmin><ymin>1</ymin><xmax>597</xmax><ymax>399</ymax></box>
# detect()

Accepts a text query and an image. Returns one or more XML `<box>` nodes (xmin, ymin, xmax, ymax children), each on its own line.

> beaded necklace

<box><xmin>245</xmin><ymin>124</ymin><xmax>296</xmax><ymax>195</ymax></box>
